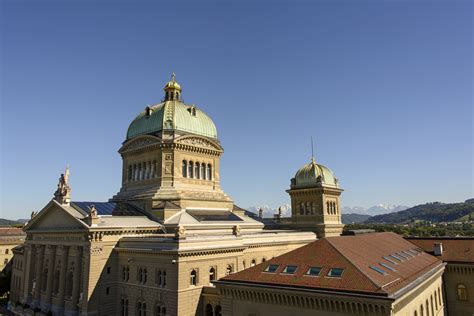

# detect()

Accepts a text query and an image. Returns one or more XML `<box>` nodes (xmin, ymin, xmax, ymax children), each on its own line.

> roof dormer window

<box><xmin>188</xmin><ymin>106</ymin><xmax>197</xmax><ymax>116</ymax></box>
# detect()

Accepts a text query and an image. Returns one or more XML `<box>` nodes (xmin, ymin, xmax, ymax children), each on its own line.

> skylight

<box><xmin>282</xmin><ymin>265</ymin><xmax>298</xmax><ymax>274</ymax></box>
<box><xmin>402</xmin><ymin>250</ymin><xmax>415</xmax><ymax>257</ymax></box>
<box><xmin>383</xmin><ymin>256</ymin><xmax>398</xmax><ymax>265</ymax></box>
<box><xmin>327</xmin><ymin>268</ymin><xmax>344</xmax><ymax>277</ymax></box>
<box><xmin>397</xmin><ymin>252</ymin><xmax>411</xmax><ymax>260</ymax></box>
<box><xmin>305</xmin><ymin>267</ymin><xmax>322</xmax><ymax>276</ymax></box>
<box><xmin>389</xmin><ymin>254</ymin><xmax>404</xmax><ymax>262</ymax></box>
<box><xmin>379</xmin><ymin>262</ymin><xmax>396</xmax><ymax>272</ymax></box>
<box><xmin>264</xmin><ymin>264</ymin><xmax>279</xmax><ymax>273</ymax></box>
<box><xmin>370</xmin><ymin>266</ymin><xmax>387</xmax><ymax>275</ymax></box>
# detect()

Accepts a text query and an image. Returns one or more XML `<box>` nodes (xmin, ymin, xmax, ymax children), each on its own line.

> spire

<box><xmin>163</xmin><ymin>72</ymin><xmax>182</xmax><ymax>101</ymax></box>
<box><xmin>310</xmin><ymin>136</ymin><xmax>316</xmax><ymax>163</ymax></box>
<box><xmin>54</xmin><ymin>165</ymin><xmax>71</xmax><ymax>205</ymax></box>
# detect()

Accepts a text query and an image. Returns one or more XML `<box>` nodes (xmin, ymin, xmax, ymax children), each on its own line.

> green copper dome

<box><xmin>293</xmin><ymin>159</ymin><xmax>339</xmax><ymax>188</ymax></box>
<box><xmin>126</xmin><ymin>75</ymin><xmax>218</xmax><ymax>140</ymax></box>
<box><xmin>126</xmin><ymin>101</ymin><xmax>217</xmax><ymax>140</ymax></box>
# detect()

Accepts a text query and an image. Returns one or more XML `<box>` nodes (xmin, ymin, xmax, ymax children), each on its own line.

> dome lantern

<box><xmin>164</xmin><ymin>73</ymin><xmax>182</xmax><ymax>101</ymax></box>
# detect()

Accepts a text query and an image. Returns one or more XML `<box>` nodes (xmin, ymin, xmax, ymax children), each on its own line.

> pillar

<box><xmin>57</xmin><ymin>245</ymin><xmax>69</xmax><ymax>311</ymax></box>
<box><xmin>71</xmin><ymin>246</ymin><xmax>83</xmax><ymax>311</ymax></box>
<box><xmin>45</xmin><ymin>245</ymin><xmax>57</xmax><ymax>309</ymax></box>
<box><xmin>32</xmin><ymin>245</ymin><xmax>44</xmax><ymax>307</ymax></box>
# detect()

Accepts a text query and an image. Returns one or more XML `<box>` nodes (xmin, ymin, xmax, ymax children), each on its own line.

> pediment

<box><xmin>175</xmin><ymin>135</ymin><xmax>223</xmax><ymax>152</ymax></box>
<box><xmin>25</xmin><ymin>201</ymin><xmax>88</xmax><ymax>232</ymax></box>
<box><xmin>119</xmin><ymin>135</ymin><xmax>161</xmax><ymax>154</ymax></box>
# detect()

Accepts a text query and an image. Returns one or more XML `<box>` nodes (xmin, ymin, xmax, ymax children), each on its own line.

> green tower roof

<box><xmin>293</xmin><ymin>159</ymin><xmax>339</xmax><ymax>188</ymax></box>
<box><xmin>126</xmin><ymin>75</ymin><xmax>218</xmax><ymax>140</ymax></box>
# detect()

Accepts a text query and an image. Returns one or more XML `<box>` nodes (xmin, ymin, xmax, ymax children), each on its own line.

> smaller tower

<box><xmin>163</xmin><ymin>73</ymin><xmax>182</xmax><ymax>101</ymax></box>
<box><xmin>286</xmin><ymin>154</ymin><xmax>344</xmax><ymax>238</ymax></box>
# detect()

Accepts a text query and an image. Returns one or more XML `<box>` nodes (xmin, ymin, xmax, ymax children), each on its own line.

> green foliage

<box><xmin>344</xmin><ymin>222</ymin><xmax>474</xmax><ymax>237</ymax></box>
<box><xmin>366</xmin><ymin>201</ymin><xmax>474</xmax><ymax>224</ymax></box>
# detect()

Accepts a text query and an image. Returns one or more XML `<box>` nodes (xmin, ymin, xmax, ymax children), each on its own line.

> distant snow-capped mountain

<box><xmin>246</xmin><ymin>203</ymin><xmax>409</xmax><ymax>218</ymax></box>
<box><xmin>246</xmin><ymin>204</ymin><xmax>291</xmax><ymax>218</ymax></box>
<box><xmin>342</xmin><ymin>204</ymin><xmax>409</xmax><ymax>216</ymax></box>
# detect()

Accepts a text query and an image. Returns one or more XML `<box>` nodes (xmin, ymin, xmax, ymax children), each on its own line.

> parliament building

<box><xmin>8</xmin><ymin>75</ymin><xmax>472</xmax><ymax>316</ymax></box>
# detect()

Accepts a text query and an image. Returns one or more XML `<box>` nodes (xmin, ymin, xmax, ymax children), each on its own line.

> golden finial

<box><xmin>310</xmin><ymin>136</ymin><xmax>315</xmax><ymax>163</ymax></box>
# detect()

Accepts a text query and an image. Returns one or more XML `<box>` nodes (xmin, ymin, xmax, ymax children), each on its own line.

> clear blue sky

<box><xmin>1</xmin><ymin>0</ymin><xmax>472</xmax><ymax>220</ymax></box>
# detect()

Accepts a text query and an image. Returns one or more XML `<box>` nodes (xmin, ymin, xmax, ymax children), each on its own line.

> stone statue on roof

<box><xmin>88</xmin><ymin>205</ymin><xmax>98</xmax><ymax>218</ymax></box>
<box><xmin>54</xmin><ymin>166</ymin><xmax>71</xmax><ymax>205</ymax></box>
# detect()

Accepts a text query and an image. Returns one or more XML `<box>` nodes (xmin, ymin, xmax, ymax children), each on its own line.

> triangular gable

<box><xmin>25</xmin><ymin>200</ymin><xmax>89</xmax><ymax>232</ymax></box>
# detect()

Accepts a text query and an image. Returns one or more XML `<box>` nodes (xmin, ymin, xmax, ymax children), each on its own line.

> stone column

<box><xmin>32</xmin><ymin>245</ymin><xmax>44</xmax><ymax>307</ymax></box>
<box><xmin>57</xmin><ymin>245</ymin><xmax>69</xmax><ymax>311</ymax></box>
<box><xmin>45</xmin><ymin>245</ymin><xmax>57</xmax><ymax>309</ymax></box>
<box><xmin>22</xmin><ymin>244</ymin><xmax>34</xmax><ymax>304</ymax></box>
<box><xmin>71</xmin><ymin>246</ymin><xmax>83</xmax><ymax>311</ymax></box>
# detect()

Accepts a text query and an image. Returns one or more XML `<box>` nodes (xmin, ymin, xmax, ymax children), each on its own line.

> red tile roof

<box><xmin>222</xmin><ymin>232</ymin><xmax>443</xmax><ymax>296</ymax></box>
<box><xmin>406</xmin><ymin>237</ymin><xmax>474</xmax><ymax>263</ymax></box>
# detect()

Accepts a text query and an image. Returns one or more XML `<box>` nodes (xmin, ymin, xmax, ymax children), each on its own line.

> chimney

<box><xmin>433</xmin><ymin>242</ymin><xmax>443</xmax><ymax>256</ymax></box>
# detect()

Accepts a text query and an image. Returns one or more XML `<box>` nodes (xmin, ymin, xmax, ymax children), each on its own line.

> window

<box><xmin>261</xmin><ymin>258</ymin><xmax>266</xmax><ymax>263</ymax></box>
<box><xmin>209</xmin><ymin>267</ymin><xmax>216</xmax><ymax>282</ymax></box>
<box><xmin>53</xmin><ymin>267</ymin><xmax>60</xmax><ymax>294</ymax></box>
<box><xmin>138</xmin><ymin>267</ymin><xmax>147</xmax><ymax>284</ymax></box>
<box><xmin>205</xmin><ymin>304</ymin><xmax>213</xmax><ymax>316</ymax></box>
<box><xmin>383</xmin><ymin>256</ymin><xmax>398</xmax><ymax>265</ymax></box>
<box><xmin>107</xmin><ymin>267</ymin><xmax>111</xmax><ymax>274</ymax></box>
<box><xmin>379</xmin><ymin>262</ymin><xmax>396</xmax><ymax>272</ymax></box>
<box><xmin>305</xmin><ymin>267</ymin><xmax>322</xmax><ymax>276</ymax></box>
<box><xmin>121</xmin><ymin>298</ymin><xmax>129</xmax><ymax>316</ymax></box>
<box><xmin>226</xmin><ymin>264</ymin><xmax>233</xmax><ymax>276</ymax></box>
<box><xmin>369</xmin><ymin>266</ymin><xmax>387</xmax><ymax>275</ymax></box>
<box><xmin>188</xmin><ymin>161</ymin><xmax>194</xmax><ymax>178</ymax></box>
<box><xmin>106</xmin><ymin>287</ymin><xmax>110</xmax><ymax>295</ymax></box>
<box><xmin>214</xmin><ymin>305</ymin><xmax>222</xmax><ymax>316</ymax></box>
<box><xmin>201</xmin><ymin>163</ymin><xmax>206</xmax><ymax>180</ymax></box>
<box><xmin>264</xmin><ymin>264</ymin><xmax>279</xmax><ymax>273</ymax></box>
<box><xmin>206</xmin><ymin>164</ymin><xmax>212</xmax><ymax>180</ymax></box>
<box><xmin>457</xmin><ymin>284</ymin><xmax>468</xmax><ymax>301</ymax></box>
<box><xmin>66</xmin><ymin>269</ymin><xmax>74</xmax><ymax>298</ymax></box>
<box><xmin>182</xmin><ymin>160</ymin><xmax>187</xmax><ymax>177</ymax></box>
<box><xmin>4</xmin><ymin>258</ymin><xmax>8</xmax><ymax>266</ymax></box>
<box><xmin>190</xmin><ymin>270</ymin><xmax>197</xmax><ymax>286</ymax></box>
<box><xmin>195</xmin><ymin>162</ymin><xmax>200</xmax><ymax>179</ymax></box>
<box><xmin>137</xmin><ymin>302</ymin><xmax>147</xmax><ymax>316</ymax></box>
<box><xmin>389</xmin><ymin>254</ymin><xmax>404</xmax><ymax>262</ymax></box>
<box><xmin>250</xmin><ymin>259</ymin><xmax>256</xmax><ymax>267</ymax></box>
<box><xmin>5</xmin><ymin>249</ymin><xmax>8</xmax><ymax>255</ymax></box>
<box><xmin>156</xmin><ymin>305</ymin><xmax>166</xmax><ymax>316</ymax></box>
<box><xmin>282</xmin><ymin>265</ymin><xmax>297</xmax><ymax>274</ymax></box>
<box><xmin>123</xmin><ymin>266</ymin><xmax>130</xmax><ymax>282</ymax></box>
<box><xmin>327</xmin><ymin>268</ymin><xmax>344</xmax><ymax>277</ymax></box>
<box><xmin>162</xmin><ymin>270</ymin><xmax>167</xmax><ymax>287</ymax></box>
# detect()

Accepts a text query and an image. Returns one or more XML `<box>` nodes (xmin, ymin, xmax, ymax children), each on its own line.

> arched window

<box><xmin>438</xmin><ymin>287</ymin><xmax>442</xmax><ymax>305</ymax></box>
<box><xmin>262</xmin><ymin>258</ymin><xmax>266</xmax><ymax>263</ymax></box>
<box><xmin>157</xmin><ymin>270</ymin><xmax>162</xmax><ymax>286</ymax></box>
<box><xmin>420</xmin><ymin>304</ymin><xmax>424</xmax><ymax>316</ymax></box>
<box><xmin>195</xmin><ymin>162</ymin><xmax>200</xmax><ymax>179</ymax></box>
<box><xmin>326</xmin><ymin>202</ymin><xmax>330</xmax><ymax>214</ymax></box>
<box><xmin>251</xmin><ymin>259</ymin><xmax>256</xmax><ymax>267</ymax></box>
<box><xmin>242</xmin><ymin>260</ymin><xmax>246</xmax><ymax>269</ymax></box>
<box><xmin>162</xmin><ymin>270</ymin><xmax>167</xmax><ymax>287</ymax></box>
<box><xmin>209</xmin><ymin>267</ymin><xmax>216</xmax><ymax>282</ymax></box>
<box><xmin>190</xmin><ymin>270</ymin><xmax>197</xmax><ymax>286</ymax></box>
<box><xmin>414</xmin><ymin>311</ymin><xmax>418</xmax><ymax>316</ymax></box>
<box><xmin>205</xmin><ymin>304</ymin><xmax>213</xmax><ymax>316</ymax></box>
<box><xmin>434</xmin><ymin>291</ymin><xmax>438</xmax><ymax>310</ymax></box>
<box><xmin>226</xmin><ymin>264</ymin><xmax>233</xmax><ymax>276</ymax></box>
<box><xmin>182</xmin><ymin>160</ymin><xmax>188</xmax><ymax>178</ymax></box>
<box><xmin>137</xmin><ymin>301</ymin><xmax>147</xmax><ymax>316</ymax></box>
<box><xmin>214</xmin><ymin>305</ymin><xmax>222</xmax><ymax>316</ymax></box>
<box><xmin>300</xmin><ymin>203</ymin><xmax>304</xmax><ymax>215</ymax></box>
<box><xmin>207</xmin><ymin>164</ymin><xmax>212</xmax><ymax>180</ymax></box>
<box><xmin>311</xmin><ymin>202</ymin><xmax>316</xmax><ymax>214</ymax></box>
<box><xmin>155</xmin><ymin>305</ymin><xmax>166</xmax><ymax>316</ymax></box>
<box><xmin>121</xmin><ymin>298</ymin><xmax>129</xmax><ymax>316</ymax></box>
<box><xmin>425</xmin><ymin>300</ymin><xmax>429</xmax><ymax>316</ymax></box>
<box><xmin>201</xmin><ymin>163</ymin><xmax>206</xmax><ymax>180</ymax></box>
<box><xmin>188</xmin><ymin>161</ymin><xmax>194</xmax><ymax>178</ymax></box>
<box><xmin>143</xmin><ymin>268</ymin><xmax>147</xmax><ymax>284</ymax></box>
<box><xmin>430</xmin><ymin>296</ymin><xmax>434</xmax><ymax>316</ymax></box>
<box><xmin>306</xmin><ymin>202</ymin><xmax>310</xmax><ymax>215</ymax></box>
<box><xmin>457</xmin><ymin>284</ymin><xmax>468</xmax><ymax>301</ymax></box>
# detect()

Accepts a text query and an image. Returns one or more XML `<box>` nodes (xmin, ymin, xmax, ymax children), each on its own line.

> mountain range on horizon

<box><xmin>246</xmin><ymin>203</ymin><xmax>410</xmax><ymax>218</ymax></box>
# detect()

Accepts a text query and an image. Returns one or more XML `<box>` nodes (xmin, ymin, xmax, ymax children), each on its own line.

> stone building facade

<box><xmin>407</xmin><ymin>237</ymin><xmax>474</xmax><ymax>316</ymax></box>
<box><xmin>0</xmin><ymin>227</ymin><xmax>25</xmax><ymax>272</ymax></box>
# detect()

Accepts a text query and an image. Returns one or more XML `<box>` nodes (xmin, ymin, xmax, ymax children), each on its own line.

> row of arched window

<box><xmin>190</xmin><ymin>264</ymin><xmax>236</xmax><ymax>286</ymax></box>
<box><xmin>182</xmin><ymin>160</ymin><xmax>212</xmax><ymax>180</ymax></box>
<box><xmin>299</xmin><ymin>202</ymin><xmax>317</xmax><ymax>215</ymax></box>
<box><xmin>122</xmin><ymin>265</ymin><xmax>167</xmax><ymax>288</ymax></box>
<box><xmin>121</xmin><ymin>299</ymin><xmax>167</xmax><ymax>316</ymax></box>
<box><xmin>127</xmin><ymin>161</ymin><xmax>158</xmax><ymax>182</ymax></box>
<box><xmin>326</xmin><ymin>201</ymin><xmax>338</xmax><ymax>215</ymax></box>
<box><xmin>221</xmin><ymin>287</ymin><xmax>388</xmax><ymax>314</ymax></box>
<box><xmin>205</xmin><ymin>304</ymin><xmax>222</xmax><ymax>316</ymax></box>
<box><xmin>413</xmin><ymin>286</ymin><xmax>442</xmax><ymax>316</ymax></box>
